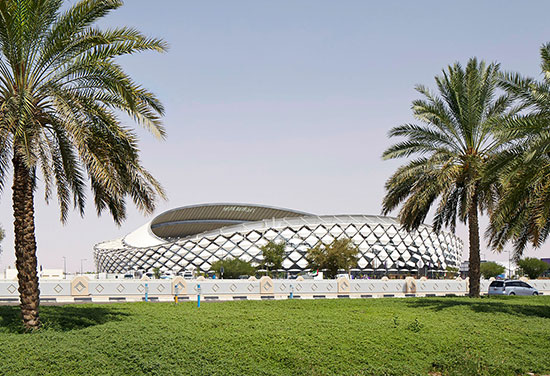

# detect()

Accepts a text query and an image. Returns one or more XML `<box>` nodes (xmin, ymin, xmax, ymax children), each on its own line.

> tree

<box><xmin>0</xmin><ymin>0</ymin><xmax>167</xmax><ymax>329</ymax></box>
<box><xmin>518</xmin><ymin>258</ymin><xmax>549</xmax><ymax>279</ymax></box>
<box><xmin>488</xmin><ymin>43</ymin><xmax>550</xmax><ymax>257</ymax></box>
<box><xmin>0</xmin><ymin>225</ymin><xmax>4</xmax><ymax>255</ymax></box>
<box><xmin>444</xmin><ymin>266</ymin><xmax>459</xmax><ymax>279</ymax></box>
<box><xmin>152</xmin><ymin>268</ymin><xmax>161</xmax><ymax>279</ymax></box>
<box><xmin>260</xmin><ymin>241</ymin><xmax>285</xmax><ymax>276</ymax></box>
<box><xmin>382</xmin><ymin>58</ymin><xmax>517</xmax><ymax>298</ymax></box>
<box><xmin>210</xmin><ymin>258</ymin><xmax>256</xmax><ymax>279</ymax></box>
<box><xmin>479</xmin><ymin>262</ymin><xmax>505</xmax><ymax>279</ymax></box>
<box><xmin>305</xmin><ymin>238</ymin><xmax>358</xmax><ymax>279</ymax></box>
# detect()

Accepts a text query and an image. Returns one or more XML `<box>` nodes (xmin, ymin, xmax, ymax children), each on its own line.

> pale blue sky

<box><xmin>1</xmin><ymin>1</ymin><xmax>550</xmax><ymax>272</ymax></box>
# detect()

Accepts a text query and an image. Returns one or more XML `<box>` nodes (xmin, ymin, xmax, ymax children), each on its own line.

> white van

<box><xmin>161</xmin><ymin>271</ymin><xmax>174</xmax><ymax>279</ymax></box>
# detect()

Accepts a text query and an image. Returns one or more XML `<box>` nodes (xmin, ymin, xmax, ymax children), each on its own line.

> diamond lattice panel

<box><xmin>94</xmin><ymin>215</ymin><xmax>463</xmax><ymax>274</ymax></box>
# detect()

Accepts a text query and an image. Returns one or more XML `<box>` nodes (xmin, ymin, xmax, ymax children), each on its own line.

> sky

<box><xmin>1</xmin><ymin>0</ymin><xmax>550</xmax><ymax>272</ymax></box>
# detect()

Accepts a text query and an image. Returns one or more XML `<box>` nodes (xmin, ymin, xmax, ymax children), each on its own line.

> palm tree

<box><xmin>381</xmin><ymin>58</ymin><xmax>517</xmax><ymax>297</ymax></box>
<box><xmin>0</xmin><ymin>224</ymin><xmax>4</xmax><ymax>254</ymax></box>
<box><xmin>0</xmin><ymin>0</ymin><xmax>167</xmax><ymax>329</ymax></box>
<box><xmin>488</xmin><ymin>43</ymin><xmax>550</xmax><ymax>257</ymax></box>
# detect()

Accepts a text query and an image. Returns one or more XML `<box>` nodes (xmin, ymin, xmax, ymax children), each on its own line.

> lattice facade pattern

<box><xmin>95</xmin><ymin>215</ymin><xmax>463</xmax><ymax>274</ymax></box>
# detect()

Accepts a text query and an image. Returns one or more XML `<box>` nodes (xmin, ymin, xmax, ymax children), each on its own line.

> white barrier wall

<box><xmin>416</xmin><ymin>279</ymin><xmax>468</xmax><ymax>294</ymax></box>
<box><xmin>0</xmin><ymin>281</ymin><xmax>20</xmax><ymax>301</ymax></box>
<box><xmin>350</xmin><ymin>280</ymin><xmax>407</xmax><ymax>295</ymax></box>
<box><xmin>40</xmin><ymin>280</ymin><xmax>72</xmax><ymax>297</ymax></box>
<box><xmin>277</xmin><ymin>280</ymin><xmax>338</xmax><ymax>295</ymax></box>
<box><xmin>88</xmin><ymin>280</ymin><xmax>172</xmax><ymax>296</ymax></box>
<box><xmin>0</xmin><ymin>280</ymin><xmax>73</xmax><ymax>300</ymax></box>
<box><xmin>0</xmin><ymin>277</ymin><xmax>548</xmax><ymax>303</ymax></box>
<box><xmin>529</xmin><ymin>280</ymin><xmax>550</xmax><ymax>292</ymax></box>
<box><xmin>187</xmin><ymin>280</ymin><xmax>261</xmax><ymax>296</ymax></box>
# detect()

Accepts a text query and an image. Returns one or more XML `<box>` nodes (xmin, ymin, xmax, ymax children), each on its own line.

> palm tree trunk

<box><xmin>468</xmin><ymin>195</ymin><xmax>481</xmax><ymax>298</ymax></box>
<box><xmin>12</xmin><ymin>153</ymin><xmax>40</xmax><ymax>329</ymax></box>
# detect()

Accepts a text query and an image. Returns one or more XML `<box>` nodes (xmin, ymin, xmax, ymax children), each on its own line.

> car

<box><xmin>160</xmin><ymin>271</ymin><xmax>175</xmax><ymax>279</ymax></box>
<box><xmin>182</xmin><ymin>271</ymin><xmax>194</xmax><ymax>279</ymax></box>
<box><xmin>206</xmin><ymin>271</ymin><xmax>216</xmax><ymax>279</ymax></box>
<box><xmin>336</xmin><ymin>273</ymin><xmax>351</xmax><ymax>279</ymax></box>
<box><xmin>488</xmin><ymin>280</ymin><xmax>539</xmax><ymax>296</ymax></box>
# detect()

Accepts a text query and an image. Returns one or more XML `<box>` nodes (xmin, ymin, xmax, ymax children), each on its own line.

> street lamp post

<box><xmin>417</xmin><ymin>259</ymin><xmax>425</xmax><ymax>278</ymax></box>
<box><xmin>508</xmin><ymin>250</ymin><xmax>512</xmax><ymax>279</ymax></box>
<box><xmin>62</xmin><ymin>256</ymin><xmax>67</xmax><ymax>279</ymax></box>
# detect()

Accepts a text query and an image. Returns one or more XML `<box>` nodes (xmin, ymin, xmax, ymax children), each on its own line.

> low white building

<box><xmin>3</xmin><ymin>268</ymin><xmax>17</xmax><ymax>280</ymax></box>
<box><xmin>39</xmin><ymin>269</ymin><xmax>64</xmax><ymax>280</ymax></box>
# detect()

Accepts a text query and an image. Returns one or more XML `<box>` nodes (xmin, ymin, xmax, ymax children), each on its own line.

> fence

<box><xmin>0</xmin><ymin>276</ymin><xmax>548</xmax><ymax>303</ymax></box>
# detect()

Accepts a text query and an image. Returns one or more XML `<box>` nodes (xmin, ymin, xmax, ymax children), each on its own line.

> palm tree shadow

<box><xmin>406</xmin><ymin>297</ymin><xmax>550</xmax><ymax>319</ymax></box>
<box><xmin>0</xmin><ymin>305</ymin><xmax>129</xmax><ymax>333</ymax></box>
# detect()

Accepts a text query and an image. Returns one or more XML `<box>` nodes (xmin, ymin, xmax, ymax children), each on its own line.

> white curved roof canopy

<box><xmin>149</xmin><ymin>203</ymin><xmax>311</xmax><ymax>239</ymax></box>
<box><xmin>95</xmin><ymin>203</ymin><xmax>459</xmax><ymax>252</ymax></box>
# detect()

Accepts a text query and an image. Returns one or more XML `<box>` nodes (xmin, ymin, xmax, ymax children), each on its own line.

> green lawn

<box><xmin>0</xmin><ymin>296</ymin><xmax>548</xmax><ymax>376</ymax></box>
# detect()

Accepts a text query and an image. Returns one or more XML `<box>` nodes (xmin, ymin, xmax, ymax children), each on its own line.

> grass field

<box><xmin>0</xmin><ymin>296</ymin><xmax>548</xmax><ymax>376</ymax></box>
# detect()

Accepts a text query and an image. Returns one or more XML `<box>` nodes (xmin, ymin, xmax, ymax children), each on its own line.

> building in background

<box><xmin>94</xmin><ymin>203</ymin><xmax>463</xmax><ymax>276</ymax></box>
<box><xmin>541</xmin><ymin>258</ymin><xmax>550</xmax><ymax>278</ymax></box>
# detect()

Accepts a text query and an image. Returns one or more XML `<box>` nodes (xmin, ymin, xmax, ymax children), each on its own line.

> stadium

<box><xmin>94</xmin><ymin>203</ymin><xmax>463</xmax><ymax>276</ymax></box>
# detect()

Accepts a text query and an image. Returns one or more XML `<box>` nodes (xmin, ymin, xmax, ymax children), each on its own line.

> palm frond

<box><xmin>0</xmin><ymin>0</ymin><xmax>167</xmax><ymax>227</ymax></box>
<box><xmin>382</xmin><ymin>58</ymin><xmax>510</xmax><ymax>237</ymax></box>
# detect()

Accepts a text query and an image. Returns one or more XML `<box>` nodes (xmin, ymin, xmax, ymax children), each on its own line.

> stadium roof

<box><xmin>150</xmin><ymin>203</ymin><xmax>311</xmax><ymax>239</ymax></box>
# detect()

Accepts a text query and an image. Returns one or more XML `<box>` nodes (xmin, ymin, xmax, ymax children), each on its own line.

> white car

<box><xmin>336</xmin><ymin>273</ymin><xmax>351</xmax><ymax>279</ymax></box>
<box><xmin>160</xmin><ymin>271</ymin><xmax>175</xmax><ymax>279</ymax></box>
<box><xmin>488</xmin><ymin>280</ymin><xmax>539</xmax><ymax>296</ymax></box>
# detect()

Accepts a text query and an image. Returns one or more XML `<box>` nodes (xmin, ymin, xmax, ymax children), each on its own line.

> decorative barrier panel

<box><xmin>40</xmin><ymin>281</ymin><xmax>72</xmax><ymax>296</ymax></box>
<box><xmin>350</xmin><ymin>280</ymin><xmax>407</xmax><ymax>295</ymax></box>
<box><xmin>0</xmin><ymin>281</ymin><xmax>20</xmax><ymax>298</ymax></box>
<box><xmin>288</xmin><ymin>280</ymin><xmax>338</xmax><ymax>295</ymax></box>
<box><xmin>529</xmin><ymin>280</ymin><xmax>550</xmax><ymax>292</ymax></box>
<box><xmin>416</xmin><ymin>280</ymin><xmax>467</xmax><ymax>294</ymax></box>
<box><xmin>480</xmin><ymin>280</ymin><xmax>491</xmax><ymax>292</ymax></box>
<box><xmin>186</xmin><ymin>280</ymin><xmax>260</xmax><ymax>295</ymax></box>
<box><xmin>0</xmin><ymin>278</ymin><xmax>549</xmax><ymax>302</ymax></box>
<box><xmin>88</xmin><ymin>280</ymin><xmax>170</xmax><ymax>296</ymax></box>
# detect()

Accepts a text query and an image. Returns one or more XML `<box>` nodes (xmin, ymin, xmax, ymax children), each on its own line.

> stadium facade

<box><xmin>94</xmin><ymin>203</ymin><xmax>463</xmax><ymax>275</ymax></box>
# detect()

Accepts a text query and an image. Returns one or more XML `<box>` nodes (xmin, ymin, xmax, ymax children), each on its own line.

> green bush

<box><xmin>518</xmin><ymin>257</ymin><xmax>549</xmax><ymax>279</ymax></box>
<box><xmin>210</xmin><ymin>258</ymin><xmax>255</xmax><ymax>279</ymax></box>
<box><xmin>480</xmin><ymin>262</ymin><xmax>505</xmax><ymax>279</ymax></box>
<box><xmin>445</xmin><ymin>266</ymin><xmax>459</xmax><ymax>279</ymax></box>
<box><xmin>406</xmin><ymin>318</ymin><xmax>424</xmax><ymax>333</ymax></box>
<box><xmin>306</xmin><ymin>238</ymin><xmax>358</xmax><ymax>278</ymax></box>
<box><xmin>152</xmin><ymin>267</ymin><xmax>161</xmax><ymax>279</ymax></box>
<box><xmin>259</xmin><ymin>241</ymin><xmax>285</xmax><ymax>277</ymax></box>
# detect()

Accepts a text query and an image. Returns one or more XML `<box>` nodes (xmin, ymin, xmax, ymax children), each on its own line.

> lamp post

<box><xmin>417</xmin><ymin>259</ymin><xmax>425</xmax><ymax>278</ymax></box>
<box><xmin>80</xmin><ymin>258</ymin><xmax>87</xmax><ymax>275</ymax></box>
<box><xmin>62</xmin><ymin>256</ymin><xmax>67</xmax><ymax>279</ymax></box>
<box><xmin>508</xmin><ymin>249</ymin><xmax>512</xmax><ymax>279</ymax></box>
